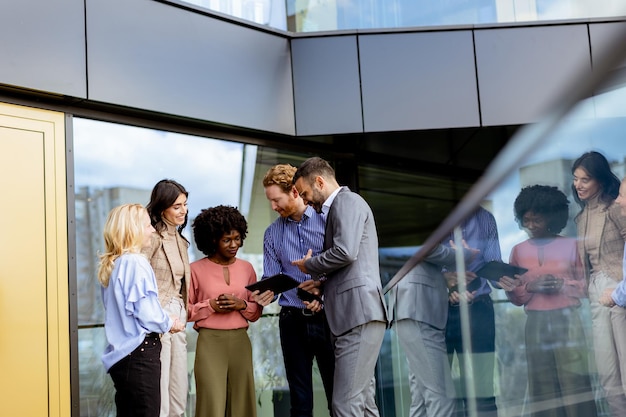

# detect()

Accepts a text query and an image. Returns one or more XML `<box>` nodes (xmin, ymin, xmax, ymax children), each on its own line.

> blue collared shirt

<box><xmin>443</xmin><ymin>207</ymin><xmax>503</xmax><ymax>297</ymax></box>
<box><xmin>263</xmin><ymin>205</ymin><xmax>326</xmax><ymax>308</ymax></box>
<box><xmin>101</xmin><ymin>253</ymin><xmax>172</xmax><ymax>372</ymax></box>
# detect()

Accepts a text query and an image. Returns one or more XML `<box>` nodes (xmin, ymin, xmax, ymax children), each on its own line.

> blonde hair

<box><xmin>97</xmin><ymin>204</ymin><xmax>148</xmax><ymax>287</ymax></box>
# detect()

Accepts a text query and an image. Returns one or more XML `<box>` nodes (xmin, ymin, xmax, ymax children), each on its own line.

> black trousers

<box><xmin>109</xmin><ymin>333</ymin><xmax>162</xmax><ymax>417</ymax></box>
<box><xmin>446</xmin><ymin>295</ymin><xmax>498</xmax><ymax>417</ymax></box>
<box><xmin>279</xmin><ymin>307</ymin><xmax>335</xmax><ymax>417</ymax></box>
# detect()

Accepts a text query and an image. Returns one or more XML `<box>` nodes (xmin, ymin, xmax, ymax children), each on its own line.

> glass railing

<box><xmin>384</xmin><ymin>22</ymin><xmax>626</xmax><ymax>417</ymax></box>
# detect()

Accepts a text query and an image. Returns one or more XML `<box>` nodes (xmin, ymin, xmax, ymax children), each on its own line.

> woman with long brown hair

<box><xmin>572</xmin><ymin>151</ymin><xmax>626</xmax><ymax>415</ymax></box>
<box><xmin>144</xmin><ymin>179</ymin><xmax>191</xmax><ymax>417</ymax></box>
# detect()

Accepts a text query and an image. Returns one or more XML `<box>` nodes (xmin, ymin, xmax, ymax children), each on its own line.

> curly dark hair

<box><xmin>513</xmin><ymin>185</ymin><xmax>570</xmax><ymax>234</ymax></box>
<box><xmin>192</xmin><ymin>205</ymin><xmax>248</xmax><ymax>257</ymax></box>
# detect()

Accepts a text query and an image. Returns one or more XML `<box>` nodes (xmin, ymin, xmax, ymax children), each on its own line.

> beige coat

<box><xmin>575</xmin><ymin>200</ymin><xmax>626</xmax><ymax>283</ymax></box>
<box><xmin>142</xmin><ymin>231</ymin><xmax>191</xmax><ymax>309</ymax></box>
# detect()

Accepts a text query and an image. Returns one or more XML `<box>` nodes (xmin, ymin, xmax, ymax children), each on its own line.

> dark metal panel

<box><xmin>475</xmin><ymin>25</ymin><xmax>591</xmax><ymax>126</ymax></box>
<box><xmin>0</xmin><ymin>0</ymin><xmax>87</xmax><ymax>97</ymax></box>
<box><xmin>292</xmin><ymin>36</ymin><xmax>363</xmax><ymax>135</ymax></box>
<box><xmin>86</xmin><ymin>0</ymin><xmax>295</xmax><ymax>135</ymax></box>
<box><xmin>358</xmin><ymin>31</ymin><xmax>479</xmax><ymax>132</ymax></box>
<box><xmin>590</xmin><ymin>21</ymin><xmax>626</xmax><ymax>70</ymax></box>
<box><xmin>589</xmin><ymin>22</ymin><xmax>626</xmax><ymax>119</ymax></box>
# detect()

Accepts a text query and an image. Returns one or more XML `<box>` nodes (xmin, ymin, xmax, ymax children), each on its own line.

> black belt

<box><xmin>282</xmin><ymin>306</ymin><xmax>319</xmax><ymax>317</ymax></box>
<box><xmin>145</xmin><ymin>332</ymin><xmax>160</xmax><ymax>339</ymax></box>
<box><xmin>449</xmin><ymin>294</ymin><xmax>492</xmax><ymax>307</ymax></box>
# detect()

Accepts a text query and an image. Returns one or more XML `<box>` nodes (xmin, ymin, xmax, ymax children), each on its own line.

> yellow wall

<box><xmin>0</xmin><ymin>103</ymin><xmax>70</xmax><ymax>416</ymax></box>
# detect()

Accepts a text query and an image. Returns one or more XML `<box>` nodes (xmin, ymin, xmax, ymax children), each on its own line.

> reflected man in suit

<box><xmin>292</xmin><ymin>156</ymin><xmax>388</xmax><ymax>417</ymax></box>
<box><xmin>389</xmin><ymin>244</ymin><xmax>477</xmax><ymax>417</ymax></box>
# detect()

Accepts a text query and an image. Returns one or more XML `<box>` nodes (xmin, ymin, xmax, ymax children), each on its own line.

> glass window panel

<box><xmin>168</xmin><ymin>0</ymin><xmax>625</xmax><ymax>32</ymax></box>
<box><xmin>174</xmin><ymin>0</ymin><xmax>287</xmax><ymax>29</ymax></box>
<box><xmin>73</xmin><ymin>118</ymin><xmax>280</xmax><ymax>416</ymax></box>
<box><xmin>74</xmin><ymin>121</ymin><xmax>339</xmax><ymax>416</ymax></box>
<box><xmin>74</xmin><ymin>127</ymin><xmax>460</xmax><ymax>416</ymax></box>
<box><xmin>74</xmin><ymin>119</ymin><xmax>244</xmax><ymax>327</ymax></box>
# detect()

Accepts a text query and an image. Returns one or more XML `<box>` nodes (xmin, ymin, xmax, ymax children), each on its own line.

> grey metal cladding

<box><xmin>358</xmin><ymin>31</ymin><xmax>479</xmax><ymax>132</ymax></box>
<box><xmin>0</xmin><ymin>0</ymin><xmax>87</xmax><ymax>98</ymax></box>
<box><xmin>86</xmin><ymin>0</ymin><xmax>295</xmax><ymax>135</ymax></box>
<box><xmin>475</xmin><ymin>25</ymin><xmax>591</xmax><ymax>126</ymax></box>
<box><xmin>292</xmin><ymin>36</ymin><xmax>363</xmax><ymax>136</ymax></box>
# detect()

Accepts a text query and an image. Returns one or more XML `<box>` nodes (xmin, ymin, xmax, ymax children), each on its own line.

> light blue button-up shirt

<box><xmin>101</xmin><ymin>253</ymin><xmax>172</xmax><ymax>372</ymax></box>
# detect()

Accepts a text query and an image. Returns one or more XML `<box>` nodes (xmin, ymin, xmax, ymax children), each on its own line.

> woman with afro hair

<box><xmin>188</xmin><ymin>205</ymin><xmax>262</xmax><ymax>417</ymax></box>
<box><xmin>500</xmin><ymin>185</ymin><xmax>596</xmax><ymax>417</ymax></box>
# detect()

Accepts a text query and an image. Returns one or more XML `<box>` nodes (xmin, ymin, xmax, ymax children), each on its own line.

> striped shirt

<box><xmin>263</xmin><ymin>205</ymin><xmax>326</xmax><ymax>308</ymax></box>
<box><xmin>443</xmin><ymin>207</ymin><xmax>503</xmax><ymax>297</ymax></box>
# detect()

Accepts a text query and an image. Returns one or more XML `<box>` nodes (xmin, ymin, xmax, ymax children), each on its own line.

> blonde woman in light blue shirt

<box><xmin>99</xmin><ymin>204</ymin><xmax>184</xmax><ymax>417</ymax></box>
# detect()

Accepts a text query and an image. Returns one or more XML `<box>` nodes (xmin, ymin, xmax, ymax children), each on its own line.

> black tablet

<box><xmin>297</xmin><ymin>287</ymin><xmax>323</xmax><ymax>303</ymax></box>
<box><xmin>475</xmin><ymin>261</ymin><xmax>528</xmax><ymax>281</ymax></box>
<box><xmin>245</xmin><ymin>273</ymin><xmax>300</xmax><ymax>294</ymax></box>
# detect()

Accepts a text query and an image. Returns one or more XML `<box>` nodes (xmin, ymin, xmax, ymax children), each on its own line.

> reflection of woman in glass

<box><xmin>188</xmin><ymin>205</ymin><xmax>261</xmax><ymax>417</ymax></box>
<box><xmin>601</xmin><ymin>177</ymin><xmax>626</xmax><ymax>308</ymax></box>
<box><xmin>144</xmin><ymin>179</ymin><xmax>191</xmax><ymax>417</ymax></box>
<box><xmin>502</xmin><ymin>185</ymin><xmax>596</xmax><ymax>417</ymax></box>
<box><xmin>572</xmin><ymin>151</ymin><xmax>626</xmax><ymax>415</ymax></box>
<box><xmin>99</xmin><ymin>204</ymin><xmax>185</xmax><ymax>417</ymax></box>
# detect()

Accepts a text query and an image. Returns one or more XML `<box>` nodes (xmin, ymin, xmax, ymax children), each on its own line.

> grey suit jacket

<box><xmin>305</xmin><ymin>187</ymin><xmax>388</xmax><ymax>335</ymax></box>
<box><xmin>389</xmin><ymin>244</ymin><xmax>467</xmax><ymax>330</ymax></box>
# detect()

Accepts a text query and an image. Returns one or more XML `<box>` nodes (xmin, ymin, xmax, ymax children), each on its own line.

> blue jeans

<box><xmin>109</xmin><ymin>333</ymin><xmax>162</xmax><ymax>417</ymax></box>
<box><xmin>279</xmin><ymin>306</ymin><xmax>335</xmax><ymax>417</ymax></box>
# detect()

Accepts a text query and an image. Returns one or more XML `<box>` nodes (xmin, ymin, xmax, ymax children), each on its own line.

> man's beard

<box><xmin>311</xmin><ymin>202</ymin><xmax>323</xmax><ymax>213</ymax></box>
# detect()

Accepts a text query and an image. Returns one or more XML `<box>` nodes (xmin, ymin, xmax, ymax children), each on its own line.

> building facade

<box><xmin>1</xmin><ymin>1</ymin><xmax>626</xmax><ymax>416</ymax></box>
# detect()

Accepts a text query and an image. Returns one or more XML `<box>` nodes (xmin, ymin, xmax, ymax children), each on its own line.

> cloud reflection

<box><xmin>73</xmin><ymin>117</ymin><xmax>245</xmax><ymax>218</ymax></box>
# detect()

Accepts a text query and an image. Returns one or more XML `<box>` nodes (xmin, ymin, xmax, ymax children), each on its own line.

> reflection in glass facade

<box><xmin>178</xmin><ymin>0</ymin><xmax>625</xmax><ymax>32</ymax></box>
<box><xmin>176</xmin><ymin>0</ymin><xmax>288</xmax><ymax>29</ymax></box>
<box><xmin>388</xmin><ymin>82</ymin><xmax>626</xmax><ymax>417</ymax></box>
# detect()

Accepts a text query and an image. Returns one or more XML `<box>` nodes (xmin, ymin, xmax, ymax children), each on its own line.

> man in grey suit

<box><xmin>388</xmin><ymin>244</ymin><xmax>476</xmax><ymax>417</ymax></box>
<box><xmin>292</xmin><ymin>156</ymin><xmax>388</xmax><ymax>417</ymax></box>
